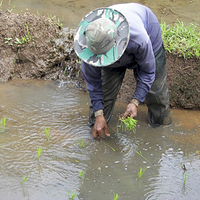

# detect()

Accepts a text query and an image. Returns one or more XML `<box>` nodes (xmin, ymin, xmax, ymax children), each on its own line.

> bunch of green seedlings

<box><xmin>161</xmin><ymin>20</ymin><xmax>200</xmax><ymax>59</ymax></box>
<box><xmin>118</xmin><ymin>116</ymin><xmax>138</xmax><ymax>133</ymax></box>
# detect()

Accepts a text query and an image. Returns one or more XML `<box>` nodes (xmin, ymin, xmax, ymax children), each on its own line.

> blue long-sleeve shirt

<box><xmin>81</xmin><ymin>3</ymin><xmax>163</xmax><ymax>112</ymax></box>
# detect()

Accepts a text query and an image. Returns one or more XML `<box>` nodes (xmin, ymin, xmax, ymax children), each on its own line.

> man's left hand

<box><xmin>122</xmin><ymin>103</ymin><xmax>138</xmax><ymax>119</ymax></box>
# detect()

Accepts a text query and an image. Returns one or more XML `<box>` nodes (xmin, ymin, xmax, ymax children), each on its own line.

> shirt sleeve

<box><xmin>133</xmin><ymin>38</ymin><xmax>156</xmax><ymax>102</ymax></box>
<box><xmin>81</xmin><ymin>61</ymin><xmax>104</xmax><ymax>112</ymax></box>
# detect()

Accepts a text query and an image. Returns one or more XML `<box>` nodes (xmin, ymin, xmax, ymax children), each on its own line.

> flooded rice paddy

<box><xmin>0</xmin><ymin>80</ymin><xmax>200</xmax><ymax>200</ymax></box>
<box><xmin>1</xmin><ymin>0</ymin><xmax>200</xmax><ymax>199</ymax></box>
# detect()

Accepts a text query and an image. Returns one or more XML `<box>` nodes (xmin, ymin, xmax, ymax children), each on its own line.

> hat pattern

<box><xmin>74</xmin><ymin>8</ymin><xmax>130</xmax><ymax>67</ymax></box>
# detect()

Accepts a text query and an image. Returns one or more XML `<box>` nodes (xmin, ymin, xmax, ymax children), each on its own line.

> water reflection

<box><xmin>1</xmin><ymin>0</ymin><xmax>200</xmax><ymax>28</ymax></box>
<box><xmin>0</xmin><ymin>80</ymin><xmax>200</xmax><ymax>200</ymax></box>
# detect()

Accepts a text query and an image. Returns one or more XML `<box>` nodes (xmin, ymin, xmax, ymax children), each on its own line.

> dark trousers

<box><xmin>89</xmin><ymin>45</ymin><xmax>171</xmax><ymax>127</ymax></box>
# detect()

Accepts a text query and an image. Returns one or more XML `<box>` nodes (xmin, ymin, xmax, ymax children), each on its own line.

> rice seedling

<box><xmin>77</xmin><ymin>137</ymin><xmax>86</xmax><ymax>148</ymax></box>
<box><xmin>103</xmin><ymin>141</ymin><xmax>116</xmax><ymax>152</ymax></box>
<box><xmin>136</xmin><ymin>151</ymin><xmax>152</xmax><ymax>165</ymax></box>
<box><xmin>183</xmin><ymin>171</ymin><xmax>187</xmax><ymax>185</ymax></box>
<box><xmin>0</xmin><ymin>117</ymin><xmax>6</xmax><ymax>132</ymax></box>
<box><xmin>117</xmin><ymin>116</ymin><xmax>138</xmax><ymax>133</ymax></box>
<box><xmin>44</xmin><ymin>127</ymin><xmax>50</xmax><ymax>142</ymax></box>
<box><xmin>113</xmin><ymin>193</ymin><xmax>119</xmax><ymax>200</ymax></box>
<box><xmin>68</xmin><ymin>191</ymin><xmax>77</xmax><ymax>200</ymax></box>
<box><xmin>78</xmin><ymin>170</ymin><xmax>89</xmax><ymax>180</ymax></box>
<box><xmin>0</xmin><ymin>0</ymin><xmax>3</xmax><ymax>7</ymax></box>
<box><xmin>78</xmin><ymin>170</ymin><xmax>86</xmax><ymax>178</ymax></box>
<box><xmin>22</xmin><ymin>176</ymin><xmax>28</xmax><ymax>185</ymax></box>
<box><xmin>138</xmin><ymin>166</ymin><xmax>147</xmax><ymax>179</ymax></box>
<box><xmin>37</xmin><ymin>147</ymin><xmax>43</xmax><ymax>160</ymax></box>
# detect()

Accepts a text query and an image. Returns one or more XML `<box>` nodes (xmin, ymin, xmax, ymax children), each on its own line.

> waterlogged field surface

<box><xmin>1</xmin><ymin>0</ymin><xmax>200</xmax><ymax>28</ymax></box>
<box><xmin>0</xmin><ymin>80</ymin><xmax>200</xmax><ymax>200</ymax></box>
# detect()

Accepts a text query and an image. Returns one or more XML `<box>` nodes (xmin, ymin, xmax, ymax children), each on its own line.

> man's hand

<box><xmin>93</xmin><ymin>115</ymin><xmax>110</xmax><ymax>140</ymax></box>
<box><xmin>122</xmin><ymin>103</ymin><xmax>138</xmax><ymax>119</ymax></box>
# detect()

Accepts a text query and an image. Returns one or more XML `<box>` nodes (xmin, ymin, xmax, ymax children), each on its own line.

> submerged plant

<box><xmin>78</xmin><ymin>170</ymin><xmax>86</xmax><ymax>178</ymax></box>
<box><xmin>136</xmin><ymin>151</ymin><xmax>152</xmax><ymax>165</ymax></box>
<box><xmin>183</xmin><ymin>171</ymin><xmax>187</xmax><ymax>185</ymax></box>
<box><xmin>103</xmin><ymin>141</ymin><xmax>116</xmax><ymax>152</ymax></box>
<box><xmin>68</xmin><ymin>191</ymin><xmax>77</xmax><ymax>200</ymax></box>
<box><xmin>78</xmin><ymin>170</ymin><xmax>89</xmax><ymax>180</ymax></box>
<box><xmin>37</xmin><ymin>147</ymin><xmax>43</xmax><ymax>160</ymax></box>
<box><xmin>77</xmin><ymin>137</ymin><xmax>86</xmax><ymax>148</ymax></box>
<box><xmin>22</xmin><ymin>176</ymin><xmax>28</xmax><ymax>185</ymax></box>
<box><xmin>113</xmin><ymin>193</ymin><xmax>119</xmax><ymax>200</ymax></box>
<box><xmin>44</xmin><ymin>127</ymin><xmax>50</xmax><ymax>142</ymax></box>
<box><xmin>117</xmin><ymin>116</ymin><xmax>138</xmax><ymax>133</ymax></box>
<box><xmin>0</xmin><ymin>0</ymin><xmax>3</xmax><ymax>7</ymax></box>
<box><xmin>0</xmin><ymin>117</ymin><xmax>6</xmax><ymax>132</ymax></box>
<box><xmin>138</xmin><ymin>167</ymin><xmax>147</xmax><ymax>179</ymax></box>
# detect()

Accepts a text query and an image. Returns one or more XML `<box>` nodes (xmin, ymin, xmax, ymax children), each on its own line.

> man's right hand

<box><xmin>92</xmin><ymin>115</ymin><xmax>110</xmax><ymax>140</ymax></box>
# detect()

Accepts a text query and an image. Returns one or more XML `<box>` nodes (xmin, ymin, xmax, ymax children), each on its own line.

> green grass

<box><xmin>118</xmin><ymin>117</ymin><xmax>138</xmax><ymax>133</ymax></box>
<box><xmin>161</xmin><ymin>20</ymin><xmax>200</xmax><ymax>59</ymax></box>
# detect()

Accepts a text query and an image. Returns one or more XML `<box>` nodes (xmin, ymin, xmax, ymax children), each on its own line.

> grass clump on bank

<box><xmin>161</xmin><ymin>20</ymin><xmax>200</xmax><ymax>59</ymax></box>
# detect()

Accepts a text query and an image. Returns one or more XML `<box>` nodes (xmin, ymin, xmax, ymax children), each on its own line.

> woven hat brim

<box><xmin>74</xmin><ymin>7</ymin><xmax>130</xmax><ymax>67</ymax></box>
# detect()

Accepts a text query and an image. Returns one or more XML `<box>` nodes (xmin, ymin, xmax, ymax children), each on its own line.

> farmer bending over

<box><xmin>74</xmin><ymin>3</ymin><xmax>172</xmax><ymax>140</ymax></box>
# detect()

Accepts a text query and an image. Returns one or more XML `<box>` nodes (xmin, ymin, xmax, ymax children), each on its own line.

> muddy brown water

<box><xmin>1</xmin><ymin>0</ymin><xmax>200</xmax><ymax>28</ymax></box>
<box><xmin>0</xmin><ymin>79</ymin><xmax>200</xmax><ymax>200</ymax></box>
<box><xmin>1</xmin><ymin>0</ymin><xmax>200</xmax><ymax>200</ymax></box>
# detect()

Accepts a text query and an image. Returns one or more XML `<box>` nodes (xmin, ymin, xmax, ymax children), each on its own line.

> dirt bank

<box><xmin>0</xmin><ymin>10</ymin><xmax>199</xmax><ymax>109</ymax></box>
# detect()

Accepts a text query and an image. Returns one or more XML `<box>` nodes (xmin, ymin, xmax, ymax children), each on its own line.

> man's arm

<box><xmin>81</xmin><ymin>61</ymin><xmax>104</xmax><ymax>112</ymax></box>
<box><xmin>81</xmin><ymin>61</ymin><xmax>110</xmax><ymax>140</ymax></box>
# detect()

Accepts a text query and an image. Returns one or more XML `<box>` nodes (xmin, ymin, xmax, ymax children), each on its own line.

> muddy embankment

<box><xmin>0</xmin><ymin>10</ymin><xmax>200</xmax><ymax>109</ymax></box>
